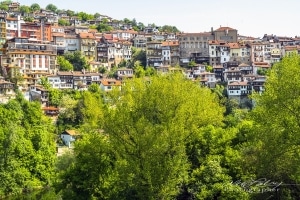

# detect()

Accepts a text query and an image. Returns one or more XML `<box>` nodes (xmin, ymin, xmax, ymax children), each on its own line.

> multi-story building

<box><xmin>20</xmin><ymin>21</ymin><xmax>52</xmax><ymax>41</ymax></box>
<box><xmin>79</xmin><ymin>32</ymin><xmax>96</xmax><ymax>62</ymax></box>
<box><xmin>64</xmin><ymin>33</ymin><xmax>80</xmax><ymax>53</ymax></box>
<box><xmin>146</xmin><ymin>40</ymin><xmax>163</xmax><ymax>67</ymax></box>
<box><xmin>51</xmin><ymin>26</ymin><xmax>65</xmax><ymax>55</ymax></box>
<box><xmin>178</xmin><ymin>32</ymin><xmax>213</xmax><ymax>65</ymax></box>
<box><xmin>0</xmin><ymin>12</ymin><xmax>7</xmax><ymax>55</ymax></box>
<box><xmin>112</xmin><ymin>30</ymin><xmax>137</xmax><ymax>40</ymax></box>
<box><xmin>6</xmin><ymin>15</ymin><xmax>23</xmax><ymax>39</ymax></box>
<box><xmin>122</xmin><ymin>41</ymin><xmax>132</xmax><ymax>61</ymax></box>
<box><xmin>228</xmin><ymin>42</ymin><xmax>251</xmax><ymax>65</ymax></box>
<box><xmin>133</xmin><ymin>35</ymin><xmax>147</xmax><ymax>50</ymax></box>
<box><xmin>251</xmin><ymin>42</ymin><xmax>265</xmax><ymax>63</ymax></box>
<box><xmin>2</xmin><ymin>37</ymin><xmax>57</xmax><ymax>87</ymax></box>
<box><xmin>161</xmin><ymin>45</ymin><xmax>170</xmax><ymax>66</ymax></box>
<box><xmin>208</xmin><ymin>40</ymin><xmax>230</xmax><ymax>66</ymax></box>
<box><xmin>227</xmin><ymin>81</ymin><xmax>252</xmax><ymax>104</ymax></box>
<box><xmin>223</xmin><ymin>67</ymin><xmax>242</xmax><ymax>82</ymax></box>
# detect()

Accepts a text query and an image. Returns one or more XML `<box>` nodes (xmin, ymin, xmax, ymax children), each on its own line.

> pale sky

<box><xmin>17</xmin><ymin>0</ymin><xmax>300</xmax><ymax>38</ymax></box>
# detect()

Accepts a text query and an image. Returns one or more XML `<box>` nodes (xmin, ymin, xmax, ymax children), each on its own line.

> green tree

<box><xmin>58</xmin><ymin>132</ymin><xmax>117</xmax><ymax>200</ymax></box>
<box><xmin>30</xmin><ymin>3</ymin><xmax>40</xmax><ymax>12</ymax></box>
<box><xmin>188</xmin><ymin>60</ymin><xmax>197</xmax><ymax>68</ymax></box>
<box><xmin>19</xmin><ymin>5</ymin><xmax>30</xmax><ymax>15</ymax></box>
<box><xmin>64</xmin><ymin>51</ymin><xmax>89</xmax><ymax>71</ymax></box>
<box><xmin>160</xmin><ymin>25</ymin><xmax>180</xmax><ymax>33</ymax></box>
<box><xmin>0</xmin><ymin>3</ymin><xmax>8</xmax><ymax>11</ymax></box>
<box><xmin>145</xmin><ymin>66</ymin><xmax>156</xmax><ymax>77</ymax></box>
<box><xmin>94</xmin><ymin>12</ymin><xmax>101</xmax><ymax>19</ymax></box>
<box><xmin>130</xmin><ymin>47</ymin><xmax>146</xmax><ymax>68</ymax></box>
<box><xmin>45</xmin><ymin>4</ymin><xmax>57</xmax><ymax>13</ymax></box>
<box><xmin>66</xmin><ymin>9</ymin><xmax>75</xmax><ymax>17</ymax></box>
<box><xmin>58</xmin><ymin>18</ymin><xmax>70</xmax><ymax>26</ymax></box>
<box><xmin>77</xmin><ymin>12</ymin><xmax>94</xmax><ymax>22</ymax></box>
<box><xmin>256</xmin><ymin>67</ymin><xmax>268</xmax><ymax>75</ymax></box>
<box><xmin>244</xmin><ymin>54</ymin><xmax>300</xmax><ymax>199</ymax></box>
<box><xmin>39</xmin><ymin>76</ymin><xmax>51</xmax><ymax>89</ymax></box>
<box><xmin>57</xmin><ymin>56</ymin><xmax>73</xmax><ymax>71</ymax></box>
<box><xmin>133</xmin><ymin>61</ymin><xmax>145</xmax><ymax>78</ymax></box>
<box><xmin>96</xmin><ymin>23</ymin><xmax>113</xmax><ymax>32</ymax></box>
<box><xmin>48</xmin><ymin>89</ymin><xmax>62</xmax><ymax>107</ymax></box>
<box><xmin>23</xmin><ymin>17</ymin><xmax>34</xmax><ymax>22</ymax></box>
<box><xmin>0</xmin><ymin>96</ymin><xmax>56</xmax><ymax>197</ymax></box>
<box><xmin>103</xmin><ymin>74</ymin><xmax>224</xmax><ymax>199</ymax></box>
<box><xmin>206</xmin><ymin>65</ymin><xmax>213</xmax><ymax>72</ymax></box>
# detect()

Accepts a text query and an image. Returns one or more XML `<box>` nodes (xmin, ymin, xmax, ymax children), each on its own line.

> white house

<box><xmin>100</xmin><ymin>79</ymin><xmax>122</xmax><ymax>92</ymax></box>
<box><xmin>61</xmin><ymin>130</ymin><xmax>78</xmax><ymax>148</ymax></box>
<box><xmin>116</xmin><ymin>68</ymin><xmax>134</xmax><ymax>80</ymax></box>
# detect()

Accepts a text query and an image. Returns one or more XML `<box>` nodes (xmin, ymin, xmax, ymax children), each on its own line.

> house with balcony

<box><xmin>55</xmin><ymin>71</ymin><xmax>74</xmax><ymax>89</ymax></box>
<box><xmin>122</xmin><ymin>41</ymin><xmax>132</xmax><ymax>61</ymax></box>
<box><xmin>0</xmin><ymin>12</ymin><xmax>7</xmax><ymax>54</ymax></box>
<box><xmin>112</xmin><ymin>30</ymin><xmax>137</xmax><ymax>40</ymax></box>
<box><xmin>116</xmin><ymin>68</ymin><xmax>134</xmax><ymax>80</ymax></box>
<box><xmin>29</xmin><ymin>85</ymin><xmax>49</xmax><ymax>106</ymax></box>
<box><xmin>161</xmin><ymin>40</ymin><xmax>179</xmax><ymax>66</ymax></box>
<box><xmin>133</xmin><ymin>34</ymin><xmax>147</xmax><ymax>50</ymax></box>
<box><xmin>65</xmin><ymin>33</ymin><xmax>80</xmax><ymax>52</ymax></box>
<box><xmin>96</xmin><ymin>37</ymin><xmax>110</xmax><ymax>64</ymax></box>
<box><xmin>8</xmin><ymin>2</ymin><xmax>20</xmax><ymax>12</ymax></box>
<box><xmin>6</xmin><ymin>15</ymin><xmax>23</xmax><ymax>39</ymax></box>
<box><xmin>146</xmin><ymin>41</ymin><xmax>163</xmax><ymax>67</ymax></box>
<box><xmin>52</xmin><ymin>26</ymin><xmax>65</xmax><ymax>55</ymax></box>
<box><xmin>47</xmin><ymin>74</ymin><xmax>61</xmax><ymax>89</ymax></box>
<box><xmin>223</xmin><ymin>67</ymin><xmax>242</xmax><ymax>82</ymax></box>
<box><xmin>227</xmin><ymin>81</ymin><xmax>252</xmax><ymax>105</ymax></box>
<box><xmin>238</xmin><ymin>63</ymin><xmax>253</xmax><ymax>75</ymax></box>
<box><xmin>79</xmin><ymin>32</ymin><xmax>96</xmax><ymax>62</ymax></box>
<box><xmin>0</xmin><ymin>77</ymin><xmax>15</xmax><ymax>103</ymax></box>
<box><xmin>251</xmin><ymin>42</ymin><xmax>266</xmax><ymax>63</ymax></box>
<box><xmin>250</xmin><ymin>75</ymin><xmax>266</xmax><ymax>95</ymax></box>
<box><xmin>253</xmin><ymin>62</ymin><xmax>270</xmax><ymax>75</ymax></box>
<box><xmin>20</xmin><ymin>21</ymin><xmax>52</xmax><ymax>42</ymax></box>
<box><xmin>283</xmin><ymin>46</ymin><xmax>299</xmax><ymax>57</ymax></box>
<box><xmin>198</xmin><ymin>72</ymin><xmax>217</xmax><ymax>88</ymax></box>
<box><xmin>213</xmin><ymin>65</ymin><xmax>224</xmax><ymax>81</ymax></box>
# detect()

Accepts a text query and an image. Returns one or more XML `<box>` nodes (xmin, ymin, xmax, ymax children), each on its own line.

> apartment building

<box><xmin>2</xmin><ymin>37</ymin><xmax>57</xmax><ymax>88</ymax></box>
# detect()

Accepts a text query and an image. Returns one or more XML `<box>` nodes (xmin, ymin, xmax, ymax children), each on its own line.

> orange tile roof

<box><xmin>64</xmin><ymin>130</ymin><xmax>78</xmax><ymax>136</ymax></box>
<box><xmin>101</xmin><ymin>79</ymin><xmax>122</xmax><ymax>86</ymax></box>
<box><xmin>228</xmin><ymin>42</ymin><xmax>240</xmax><ymax>49</ymax></box>
<box><xmin>79</xmin><ymin>32</ymin><xmax>95</xmax><ymax>39</ymax></box>
<box><xmin>162</xmin><ymin>40</ymin><xmax>179</xmax><ymax>46</ymax></box>
<box><xmin>228</xmin><ymin>81</ymin><xmax>248</xmax><ymax>86</ymax></box>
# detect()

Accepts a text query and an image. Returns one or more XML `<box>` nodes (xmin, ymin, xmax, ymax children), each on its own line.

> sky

<box><xmin>17</xmin><ymin>0</ymin><xmax>300</xmax><ymax>38</ymax></box>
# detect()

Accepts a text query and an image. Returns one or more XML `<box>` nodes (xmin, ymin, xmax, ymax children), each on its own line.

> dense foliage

<box><xmin>0</xmin><ymin>93</ymin><xmax>56</xmax><ymax>198</ymax></box>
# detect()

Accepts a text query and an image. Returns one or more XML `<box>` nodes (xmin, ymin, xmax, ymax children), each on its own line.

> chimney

<box><xmin>211</xmin><ymin>27</ymin><xmax>213</xmax><ymax>33</ymax></box>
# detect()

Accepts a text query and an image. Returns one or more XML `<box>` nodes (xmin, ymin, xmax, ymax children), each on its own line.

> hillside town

<box><xmin>0</xmin><ymin>1</ymin><xmax>298</xmax><ymax>107</ymax></box>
